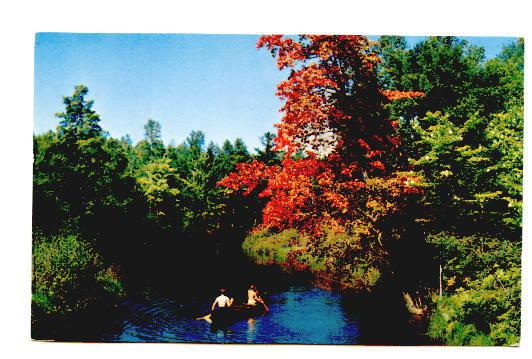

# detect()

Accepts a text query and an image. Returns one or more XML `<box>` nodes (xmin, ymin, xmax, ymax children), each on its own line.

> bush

<box><xmin>32</xmin><ymin>233</ymin><xmax>124</xmax><ymax>315</ymax></box>
<box><xmin>243</xmin><ymin>228</ymin><xmax>312</xmax><ymax>267</ymax></box>
<box><xmin>242</xmin><ymin>226</ymin><xmax>383</xmax><ymax>292</ymax></box>
<box><xmin>427</xmin><ymin>232</ymin><xmax>521</xmax><ymax>345</ymax></box>
<box><xmin>96</xmin><ymin>265</ymin><xmax>126</xmax><ymax>298</ymax></box>
<box><xmin>310</xmin><ymin>226</ymin><xmax>383</xmax><ymax>291</ymax></box>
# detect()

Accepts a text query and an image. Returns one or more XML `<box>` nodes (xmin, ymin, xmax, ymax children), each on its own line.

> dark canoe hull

<box><xmin>211</xmin><ymin>304</ymin><xmax>266</xmax><ymax>327</ymax></box>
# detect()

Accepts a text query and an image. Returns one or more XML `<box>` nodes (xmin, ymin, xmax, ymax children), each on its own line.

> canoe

<box><xmin>210</xmin><ymin>304</ymin><xmax>266</xmax><ymax>326</ymax></box>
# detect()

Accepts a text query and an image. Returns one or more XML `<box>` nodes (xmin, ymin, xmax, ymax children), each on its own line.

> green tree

<box><xmin>478</xmin><ymin>39</ymin><xmax>524</xmax><ymax>114</ymax></box>
<box><xmin>376</xmin><ymin>36</ymin><xmax>410</xmax><ymax>89</ymax></box>
<box><xmin>136</xmin><ymin>157</ymin><xmax>179</xmax><ymax>221</ymax></box>
<box><xmin>409</xmin><ymin>107</ymin><xmax>523</xmax><ymax>234</ymax></box>
<box><xmin>255</xmin><ymin>131</ymin><xmax>279</xmax><ymax>164</ymax></box>
<box><xmin>144</xmin><ymin>118</ymin><xmax>162</xmax><ymax>144</ymax></box>
<box><xmin>427</xmin><ymin>232</ymin><xmax>521</xmax><ymax>346</ymax></box>
<box><xmin>186</xmin><ymin>130</ymin><xmax>205</xmax><ymax>158</ymax></box>
<box><xmin>33</xmin><ymin>85</ymin><xmax>138</xmax><ymax>248</ymax></box>
<box><xmin>379</xmin><ymin>36</ymin><xmax>486</xmax><ymax>121</ymax></box>
<box><xmin>136</xmin><ymin>119</ymin><xmax>165</xmax><ymax>164</ymax></box>
<box><xmin>56</xmin><ymin>85</ymin><xmax>103</xmax><ymax>139</ymax></box>
<box><xmin>175</xmin><ymin>132</ymin><xmax>231</xmax><ymax>234</ymax></box>
<box><xmin>484</xmin><ymin>106</ymin><xmax>523</xmax><ymax>228</ymax></box>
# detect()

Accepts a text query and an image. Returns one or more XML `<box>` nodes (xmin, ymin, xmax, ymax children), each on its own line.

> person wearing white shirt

<box><xmin>211</xmin><ymin>288</ymin><xmax>233</xmax><ymax>311</ymax></box>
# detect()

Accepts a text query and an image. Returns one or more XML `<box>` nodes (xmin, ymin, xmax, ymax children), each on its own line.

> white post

<box><xmin>439</xmin><ymin>264</ymin><xmax>443</xmax><ymax>297</ymax></box>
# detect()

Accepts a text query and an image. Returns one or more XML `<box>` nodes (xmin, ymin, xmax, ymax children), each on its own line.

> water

<box><xmin>75</xmin><ymin>286</ymin><xmax>361</xmax><ymax>344</ymax></box>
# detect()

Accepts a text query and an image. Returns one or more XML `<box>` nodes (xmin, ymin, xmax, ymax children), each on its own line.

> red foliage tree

<box><xmin>218</xmin><ymin>35</ymin><xmax>423</xmax><ymax>233</ymax></box>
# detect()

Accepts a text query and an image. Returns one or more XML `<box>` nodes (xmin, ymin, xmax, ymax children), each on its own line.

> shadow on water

<box><xmin>341</xmin><ymin>284</ymin><xmax>434</xmax><ymax>345</ymax></box>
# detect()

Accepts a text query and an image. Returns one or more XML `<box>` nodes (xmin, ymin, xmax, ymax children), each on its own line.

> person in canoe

<box><xmin>247</xmin><ymin>284</ymin><xmax>269</xmax><ymax>311</ymax></box>
<box><xmin>212</xmin><ymin>288</ymin><xmax>234</xmax><ymax>312</ymax></box>
<box><xmin>207</xmin><ymin>288</ymin><xmax>235</xmax><ymax>325</ymax></box>
<box><xmin>197</xmin><ymin>288</ymin><xmax>233</xmax><ymax>323</ymax></box>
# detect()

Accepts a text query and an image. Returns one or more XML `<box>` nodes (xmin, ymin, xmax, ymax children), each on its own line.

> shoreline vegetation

<box><xmin>33</xmin><ymin>35</ymin><xmax>523</xmax><ymax>345</ymax></box>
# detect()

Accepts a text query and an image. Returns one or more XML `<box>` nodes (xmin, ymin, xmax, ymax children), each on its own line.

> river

<box><xmin>34</xmin><ymin>283</ymin><xmax>430</xmax><ymax>344</ymax></box>
<box><xmin>33</xmin><ymin>248</ymin><xmax>430</xmax><ymax>345</ymax></box>
<box><xmin>37</xmin><ymin>285</ymin><xmax>361</xmax><ymax>344</ymax></box>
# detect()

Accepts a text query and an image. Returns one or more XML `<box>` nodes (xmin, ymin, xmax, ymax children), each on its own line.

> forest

<box><xmin>32</xmin><ymin>35</ymin><xmax>523</xmax><ymax>345</ymax></box>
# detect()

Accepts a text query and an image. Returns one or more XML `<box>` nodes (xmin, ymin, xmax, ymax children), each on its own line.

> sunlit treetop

<box><xmin>257</xmin><ymin>35</ymin><xmax>423</xmax><ymax>169</ymax></box>
<box><xmin>219</xmin><ymin>35</ymin><xmax>425</xmax><ymax>233</ymax></box>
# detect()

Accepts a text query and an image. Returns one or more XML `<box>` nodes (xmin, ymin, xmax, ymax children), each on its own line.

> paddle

<box><xmin>196</xmin><ymin>313</ymin><xmax>212</xmax><ymax>323</ymax></box>
<box><xmin>256</xmin><ymin>295</ymin><xmax>269</xmax><ymax>312</ymax></box>
<box><xmin>260</xmin><ymin>300</ymin><xmax>269</xmax><ymax>312</ymax></box>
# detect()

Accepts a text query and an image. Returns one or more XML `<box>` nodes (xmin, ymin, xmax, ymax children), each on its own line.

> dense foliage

<box><xmin>33</xmin><ymin>86</ymin><xmax>274</xmax><ymax>320</ymax></box>
<box><xmin>220</xmin><ymin>35</ymin><xmax>523</xmax><ymax>346</ymax></box>
<box><xmin>33</xmin><ymin>36</ymin><xmax>523</xmax><ymax>346</ymax></box>
<box><xmin>377</xmin><ymin>37</ymin><xmax>523</xmax><ymax>345</ymax></box>
<box><xmin>32</xmin><ymin>232</ymin><xmax>124</xmax><ymax>315</ymax></box>
<box><xmin>426</xmin><ymin>233</ymin><xmax>521</xmax><ymax>345</ymax></box>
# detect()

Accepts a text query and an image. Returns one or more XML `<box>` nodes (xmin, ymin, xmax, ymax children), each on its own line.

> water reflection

<box><xmin>246</xmin><ymin>318</ymin><xmax>256</xmax><ymax>343</ymax></box>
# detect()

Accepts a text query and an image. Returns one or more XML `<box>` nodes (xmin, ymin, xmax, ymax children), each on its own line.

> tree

<box><xmin>376</xmin><ymin>36</ymin><xmax>410</xmax><ymax>89</ymax></box>
<box><xmin>478</xmin><ymin>38</ymin><xmax>524</xmax><ymax>114</ymax></box>
<box><xmin>32</xmin><ymin>86</ymin><xmax>132</xmax><ymax>324</ymax></box>
<box><xmin>136</xmin><ymin>157</ymin><xmax>179</xmax><ymax>221</ymax></box>
<box><xmin>56</xmin><ymin>85</ymin><xmax>103</xmax><ymax>139</ymax></box>
<box><xmin>144</xmin><ymin>118</ymin><xmax>162</xmax><ymax>144</ymax></box>
<box><xmin>137</xmin><ymin>119</ymin><xmax>165</xmax><ymax>162</ymax></box>
<box><xmin>399</xmin><ymin>41</ymin><xmax>524</xmax><ymax>345</ymax></box>
<box><xmin>232</xmin><ymin>138</ymin><xmax>249</xmax><ymax>163</ymax></box>
<box><xmin>33</xmin><ymin>85</ymin><xmax>136</xmax><ymax>237</ymax></box>
<box><xmin>220</xmin><ymin>35</ymin><xmax>423</xmax><ymax>233</ymax></box>
<box><xmin>32</xmin><ymin>233</ymin><xmax>124</xmax><ymax>316</ymax></box>
<box><xmin>186</xmin><ymin>130</ymin><xmax>205</xmax><ymax>158</ymax></box>
<box><xmin>167</xmin><ymin>132</ymin><xmax>255</xmax><ymax>235</ymax></box>
<box><xmin>255</xmin><ymin>131</ymin><xmax>279</xmax><ymax>164</ymax></box>
<box><xmin>485</xmin><ymin>106</ymin><xmax>523</xmax><ymax>228</ymax></box>
<box><xmin>405</xmin><ymin>39</ymin><xmax>524</xmax><ymax>234</ymax></box>
<box><xmin>426</xmin><ymin>231</ymin><xmax>521</xmax><ymax>346</ymax></box>
<box><xmin>378</xmin><ymin>36</ymin><xmax>487</xmax><ymax>122</ymax></box>
<box><xmin>219</xmin><ymin>35</ymin><xmax>426</xmax><ymax>296</ymax></box>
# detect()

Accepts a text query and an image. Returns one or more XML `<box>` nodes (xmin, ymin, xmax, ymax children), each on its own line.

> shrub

<box><xmin>32</xmin><ymin>233</ymin><xmax>124</xmax><ymax>315</ymax></box>
<box><xmin>242</xmin><ymin>226</ymin><xmax>384</xmax><ymax>292</ymax></box>
<box><xmin>427</xmin><ymin>232</ymin><xmax>521</xmax><ymax>346</ymax></box>
<box><xmin>242</xmin><ymin>228</ymin><xmax>310</xmax><ymax>267</ymax></box>
<box><xmin>96</xmin><ymin>265</ymin><xmax>126</xmax><ymax>298</ymax></box>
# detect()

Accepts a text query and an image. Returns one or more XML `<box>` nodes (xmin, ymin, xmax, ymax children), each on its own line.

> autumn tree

<box><xmin>219</xmin><ymin>35</ymin><xmax>426</xmax><ymax>295</ymax></box>
<box><xmin>220</xmin><ymin>35</ymin><xmax>422</xmax><ymax>231</ymax></box>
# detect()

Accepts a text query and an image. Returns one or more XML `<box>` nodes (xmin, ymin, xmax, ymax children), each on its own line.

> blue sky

<box><xmin>34</xmin><ymin>34</ymin><xmax>517</xmax><ymax>150</ymax></box>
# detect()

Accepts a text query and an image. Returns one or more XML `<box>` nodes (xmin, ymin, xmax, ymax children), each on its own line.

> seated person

<box><xmin>247</xmin><ymin>284</ymin><xmax>268</xmax><ymax>311</ymax></box>
<box><xmin>212</xmin><ymin>288</ymin><xmax>233</xmax><ymax>312</ymax></box>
